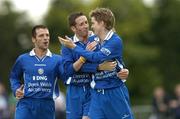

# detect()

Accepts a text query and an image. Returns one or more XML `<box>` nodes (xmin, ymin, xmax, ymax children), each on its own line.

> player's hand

<box><xmin>117</xmin><ymin>69</ymin><xmax>129</xmax><ymax>80</ymax></box>
<box><xmin>98</xmin><ymin>61</ymin><xmax>117</xmax><ymax>71</ymax></box>
<box><xmin>82</xmin><ymin>116</ymin><xmax>90</xmax><ymax>119</ymax></box>
<box><xmin>16</xmin><ymin>85</ymin><xmax>24</xmax><ymax>100</ymax></box>
<box><xmin>58</xmin><ymin>36</ymin><xmax>76</xmax><ymax>49</ymax></box>
<box><xmin>86</xmin><ymin>41</ymin><xmax>97</xmax><ymax>51</ymax></box>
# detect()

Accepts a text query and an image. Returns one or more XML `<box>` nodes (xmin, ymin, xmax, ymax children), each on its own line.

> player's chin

<box><xmin>42</xmin><ymin>46</ymin><xmax>49</xmax><ymax>50</ymax></box>
<box><xmin>44</xmin><ymin>44</ymin><xmax>49</xmax><ymax>48</ymax></box>
<box><xmin>82</xmin><ymin>32</ymin><xmax>88</xmax><ymax>37</ymax></box>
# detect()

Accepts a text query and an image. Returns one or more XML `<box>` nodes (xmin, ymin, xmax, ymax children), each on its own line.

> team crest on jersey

<box><xmin>38</xmin><ymin>68</ymin><xmax>44</xmax><ymax>75</ymax></box>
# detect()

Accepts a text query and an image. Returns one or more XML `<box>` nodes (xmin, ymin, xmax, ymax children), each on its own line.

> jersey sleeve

<box><xmin>73</xmin><ymin>37</ymin><xmax>123</xmax><ymax>62</ymax></box>
<box><xmin>80</xmin><ymin>62</ymin><xmax>99</xmax><ymax>73</ymax></box>
<box><xmin>58</xmin><ymin>56</ymin><xmax>67</xmax><ymax>83</ymax></box>
<box><xmin>61</xmin><ymin>46</ymin><xmax>76</xmax><ymax>77</ymax></box>
<box><xmin>9</xmin><ymin>56</ymin><xmax>23</xmax><ymax>96</ymax></box>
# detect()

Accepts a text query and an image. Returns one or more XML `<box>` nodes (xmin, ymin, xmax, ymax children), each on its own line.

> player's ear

<box><xmin>71</xmin><ymin>26</ymin><xmax>76</xmax><ymax>32</ymax></box>
<box><xmin>100</xmin><ymin>21</ymin><xmax>105</xmax><ymax>27</ymax></box>
<box><xmin>32</xmin><ymin>37</ymin><xmax>36</xmax><ymax>43</ymax></box>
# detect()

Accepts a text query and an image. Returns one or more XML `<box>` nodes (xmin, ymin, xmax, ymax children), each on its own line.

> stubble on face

<box><xmin>74</xmin><ymin>16</ymin><xmax>89</xmax><ymax>41</ymax></box>
<box><xmin>34</xmin><ymin>28</ymin><xmax>50</xmax><ymax>50</ymax></box>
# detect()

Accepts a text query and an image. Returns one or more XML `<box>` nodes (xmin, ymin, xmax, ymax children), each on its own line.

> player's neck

<box><xmin>34</xmin><ymin>48</ymin><xmax>47</xmax><ymax>59</ymax></box>
<box><xmin>77</xmin><ymin>35</ymin><xmax>88</xmax><ymax>43</ymax></box>
<box><xmin>99</xmin><ymin>29</ymin><xmax>109</xmax><ymax>43</ymax></box>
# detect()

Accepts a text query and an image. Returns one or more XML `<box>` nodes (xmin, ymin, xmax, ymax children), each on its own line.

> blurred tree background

<box><xmin>0</xmin><ymin>1</ymin><xmax>32</xmax><ymax>88</ymax></box>
<box><xmin>0</xmin><ymin>0</ymin><xmax>180</xmax><ymax>106</ymax></box>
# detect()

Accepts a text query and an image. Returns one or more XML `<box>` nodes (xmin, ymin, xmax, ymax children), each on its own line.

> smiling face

<box><xmin>89</xmin><ymin>8</ymin><xmax>115</xmax><ymax>33</ymax></box>
<box><xmin>32</xmin><ymin>28</ymin><xmax>50</xmax><ymax>51</ymax></box>
<box><xmin>90</xmin><ymin>16</ymin><xmax>104</xmax><ymax>36</ymax></box>
<box><xmin>71</xmin><ymin>15</ymin><xmax>89</xmax><ymax>41</ymax></box>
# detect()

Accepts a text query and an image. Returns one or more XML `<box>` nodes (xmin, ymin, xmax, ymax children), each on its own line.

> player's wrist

<box><xmin>97</xmin><ymin>64</ymin><xmax>103</xmax><ymax>71</ymax></box>
<box><xmin>79</xmin><ymin>56</ymin><xmax>86</xmax><ymax>63</ymax></box>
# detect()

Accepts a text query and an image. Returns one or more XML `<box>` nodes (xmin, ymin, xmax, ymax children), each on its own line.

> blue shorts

<box><xmin>89</xmin><ymin>84</ymin><xmax>134</xmax><ymax>119</ymax></box>
<box><xmin>15</xmin><ymin>98</ymin><xmax>55</xmax><ymax>119</ymax></box>
<box><xmin>66</xmin><ymin>85</ymin><xmax>91</xmax><ymax>119</ymax></box>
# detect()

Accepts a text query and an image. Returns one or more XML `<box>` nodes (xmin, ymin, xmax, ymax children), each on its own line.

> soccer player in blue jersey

<box><xmin>61</xmin><ymin>12</ymin><xmax>130</xmax><ymax>119</ymax></box>
<box><xmin>62</xmin><ymin>12</ymin><xmax>120</xmax><ymax>119</ymax></box>
<box><xmin>59</xmin><ymin>8</ymin><xmax>134</xmax><ymax>119</ymax></box>
<box><xmin>9</xmin><ymin>25</ymin><xmax>64</xmax><ymax>119</ymax></box>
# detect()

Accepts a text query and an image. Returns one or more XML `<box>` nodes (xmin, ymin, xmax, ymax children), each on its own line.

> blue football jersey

<box><xmin>61</xmin><ymin>35</ymin><xmax>99</xmax><ymax>86</ymax></box>
<box><xmin>9</xmin><ymin>49</ymin><xmax>64</xmax><ymax>99</ymax></box>
<box><xmin>72</xmin><ymin>30</ymin><xmax>125</xmax><ymax>89</ymax></box>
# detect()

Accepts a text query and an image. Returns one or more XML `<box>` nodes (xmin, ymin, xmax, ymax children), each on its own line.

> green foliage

<box><xmin>96</xmin><ymin>0</ymin><xmax>160</xmax><ymax>104</ymax></box>
<box><xmin>1</xmin><ymin>0</ymin><xmax>180</xmax><ymax>105</ymax></box>
<box><xmin>0</xmin><ymin>1</ymin><xmax>32</xmax><ymax>89</ymax></box>
<box><xmin>44</xmin><ymin>0</ymin><xmax>180</xmax><ymax>104</ymax></box>
<box><xmin>152</xmin><ymin>0</ymin><xmax>180</xmax><ymax>91</ymax></box>
<box><xmin>44</xmin><ymin>0</ymin><xmax>95</xmax><ymax>52</ymax></box>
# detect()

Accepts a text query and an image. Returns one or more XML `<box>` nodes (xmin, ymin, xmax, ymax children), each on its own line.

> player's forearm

<box><xmin>80</xmin><ymin>63</ymin><xmax>99</xmax><ymax>73</ymax></box>
<box><xmin>73</xmin><ymin>57</ymin><xmax>86</xmax><ymax>72</ymax></box>
<box><xmin>10</xmin><ymin>78</ymin><xmax>21</xmax><ymax>96</ymax></box>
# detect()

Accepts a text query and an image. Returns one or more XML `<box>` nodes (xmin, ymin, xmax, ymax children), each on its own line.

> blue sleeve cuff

<box><xmin>65</xmin><ymin>63</ymin><xmax>76</xmax><ymax>77</ymax></box>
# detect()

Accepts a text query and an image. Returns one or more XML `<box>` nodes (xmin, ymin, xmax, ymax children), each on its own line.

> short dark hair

<box><xmin>68</xmin><ymin>12</ymin><xmax>85</xmax><ymax>27</ymax></box>
<box><xmin>32</xmin><ymin>25</ymin><xmax>48</xmax><ymax>38</ymax></box>
<box><xmin>89</xmin><ymin>8</ymin><xmax>115</xmax><ymax>30</ymax></box>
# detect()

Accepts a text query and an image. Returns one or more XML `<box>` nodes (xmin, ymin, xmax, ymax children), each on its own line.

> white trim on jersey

<box><xmin>29</xmin><ymin>49</ymin><xmax>52</xmax><ymax>57</ymax></box>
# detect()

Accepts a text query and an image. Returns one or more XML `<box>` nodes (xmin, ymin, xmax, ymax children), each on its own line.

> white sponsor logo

<box><xmin>34</xmin><ymin>64</ymin><xmax>46</xmax><ymax>66</ymax></box>
<box><xmin>27</xmin><ymin>82</ymin><xmax>52</xmax><ymax>93</ymax></box>
<box><xmin>32</xmin><ymin>76</ymin><xmax>47</xmax><ymax>81</ymax></box>
<box><xmin>100</xmin><ymin>47</ymin><xmax>111</xmax><ymax>56</ymax></box>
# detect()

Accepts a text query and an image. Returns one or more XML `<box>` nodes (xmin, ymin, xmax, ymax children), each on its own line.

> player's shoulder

<box><xmin>88</xmin><ymin>34</ymin><xmax>98</xmax><ymax>42</ymax></box>
<box><xmin>51</xmin><ymin>53</ymin><xmax>63</xmax><ymax>61</ymax></box>
<box><xmin>112</xmin><ymin>33</ymin><xmax>121</xmax><ymax>40</ymax></box>
<box><xmin>13</xmin><ymin>53</ymin><xmax>29</xmax><ymax>64</ymax></box>
<box><xmin>52</xmin><ymin>53</ymin><xmax>62</xmax><ymax>58</ymax></box>
<box><xmin>17</xmin><ymin>52</ymin><xmax>29</xmax><ymax>60</ymax></box>
<box><xmin>111</xmin><ymin>33</ymin><xmax>122</xmax><ymax>43</ymax></box>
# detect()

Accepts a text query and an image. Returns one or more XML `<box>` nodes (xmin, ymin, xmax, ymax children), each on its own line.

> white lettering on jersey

<box><xmin>32</xmin><ymin>76</ymin><xmax>47</xmax><ymax>81</ymax></box>
<box><xmin>100</xmin><ymin>47</ymin><xmax>111</xmax><ymax>56</ymax></box>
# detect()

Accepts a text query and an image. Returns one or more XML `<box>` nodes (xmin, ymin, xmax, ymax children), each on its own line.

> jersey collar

<box><xmin>104</xmin><ymin>29</ymin><xmax>114</xmax><ymax>41</ymax></box>
<box><xmin>29</xmin><ymin>49</ymin><xmax>52</xmax><ymax>57</ymax></box>
<box><xmin>73</xmin><ymin>34</ymin><xmax>80</xmax><ymax>43</ymax></box>
<box><xmin>94</xmin><ymin>29</ymin><xmax>114</xmax><ymax>42</ymax></box>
